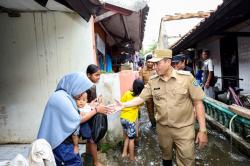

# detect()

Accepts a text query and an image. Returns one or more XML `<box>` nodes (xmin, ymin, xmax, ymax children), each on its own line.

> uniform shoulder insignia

<box><xmin>176</xmin><ymin>70</ymin><xmax>191</xmax><ymax>76</ymax></box>
<box><xmin>150</xmin><ymin>74</ymin><xmax>158</xmax><ymax>80</ymax></box>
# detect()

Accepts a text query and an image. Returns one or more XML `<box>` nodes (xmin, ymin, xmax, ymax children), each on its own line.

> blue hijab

<box><xmin>37</xmin><ymin>72</ymin><xmax>93</xmax><ymax>149</ymax></box>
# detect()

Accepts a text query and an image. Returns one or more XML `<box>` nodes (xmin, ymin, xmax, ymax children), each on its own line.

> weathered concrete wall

<box><xmin>96</xmin><ymin>73</ymin><xmax>122</xmax><ymax>143</ymax></box>
<box><xmin>238</xmin><ymin>37</ymin><xmax>250</xmax><ymax>94</ymax></box>
<box><xmin>197</xmin><ymin>39</ymin><xmax>222</xmax><ymax>89</ymax></box>
<box><xmin>236</xmin><ymin>22</ymin><xmax>250</xmax><ymax>94</ymax></box>
<box><xmin>0</xmin><ymin>12</ymin><xmax>95</xmax><ymax>143</ymax></box>
<box><xmin>96</xmin><ymin>71</ymin><xmax>139</xmax><ymax>144</ymax></box>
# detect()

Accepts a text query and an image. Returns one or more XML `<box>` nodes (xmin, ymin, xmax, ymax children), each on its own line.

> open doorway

<box><xmin>220</xmin><ymin>36</ymin><xmax>239</xmax><ymax>90</ymax></box>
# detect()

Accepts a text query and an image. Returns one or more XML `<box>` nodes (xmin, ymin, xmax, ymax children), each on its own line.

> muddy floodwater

<box><xmin>100</xmin><ymin>107</ymin><xmax>250</xmax><ymax>166</ymax></box>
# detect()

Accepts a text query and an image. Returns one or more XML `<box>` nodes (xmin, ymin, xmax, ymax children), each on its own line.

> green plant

<box><xmin>99</xmin><ymin>143</ymin><xmax>112</xmax><ymax>153</ymax></box>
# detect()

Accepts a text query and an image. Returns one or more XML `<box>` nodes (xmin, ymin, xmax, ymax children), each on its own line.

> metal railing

<box><xmin>203</xmin><ymin>97</ymin><xmax>250</xmax><ymax>141</ymax></box>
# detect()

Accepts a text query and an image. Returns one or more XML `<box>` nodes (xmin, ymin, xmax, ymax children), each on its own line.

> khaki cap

<box><xmin>149</xmin><ymin>49</ymin><xmax>172</xmax><ymax>62</ymax></box>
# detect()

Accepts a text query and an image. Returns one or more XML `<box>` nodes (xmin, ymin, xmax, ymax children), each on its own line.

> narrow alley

<box><xmin>1</xmin><ymin>0</ymin><xmax>250</xmax><ymax>166</ymax></box>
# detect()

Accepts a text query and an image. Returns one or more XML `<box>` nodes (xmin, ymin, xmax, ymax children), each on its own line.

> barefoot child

<box><xmin>120</xmin><ymin>79</ymin><xmax>144</xmax><ymax>160</ymax></box>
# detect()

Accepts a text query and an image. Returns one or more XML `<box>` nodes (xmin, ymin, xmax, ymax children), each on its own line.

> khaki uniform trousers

<box><xmin>146</xmin><ymin>98</ymin><xmax>156</xmax><ymax>125</ymax></box>
<box><xmin>156</xmin><ymin>123</ymin><xmax>195</xmax><ymax>166</ymax></box>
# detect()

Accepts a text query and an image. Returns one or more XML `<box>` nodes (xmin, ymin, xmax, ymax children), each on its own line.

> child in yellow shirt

<box><xmin>120</xmin><ymin>79</ymin><xmax>144</xmax><ymax>160</ymax></box>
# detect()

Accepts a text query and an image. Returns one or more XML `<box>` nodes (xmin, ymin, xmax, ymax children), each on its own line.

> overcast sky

<box><xmin>143</xmin><ymin>0</ymin><xmax>223</xmax><ymax>49</ymax></box>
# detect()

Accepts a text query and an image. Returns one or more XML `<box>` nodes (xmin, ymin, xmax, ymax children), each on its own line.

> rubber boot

<box><xmin>162</xmin><ymin>159</ymin><xmax>172</xmax><ymax>166</ymax></box>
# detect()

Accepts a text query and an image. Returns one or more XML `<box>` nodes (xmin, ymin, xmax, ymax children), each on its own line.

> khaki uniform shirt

<box><xmin>139</xmin><ymin>69</ymin><xmax>205</xmax><ymax>128</ymax></box>
<box><xmin>139</xmin><ymin>66</ymin><xmax>156</xmax><ymax>84</ymax></box>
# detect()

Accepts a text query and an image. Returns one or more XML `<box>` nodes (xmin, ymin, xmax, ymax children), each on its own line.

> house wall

<box><xmin>119</xmin><ymin>70</ymin><xmax>139</xmax><ymax>95</ymax></box>
<box><xmin>96</xmin><ymin>71</ymin><xmax>139</xmax><ymax>143</ymax></box>
<box><xmin>238</xmin><ymin>37</ymin><xmax>250</xmax><ymax>94</ymax></box>
<box><xmin>197</xmin><ymin>39</ymin><xmax>222</xmax><ymax>89</ymax></box>
<box><xmin>196</xmin><ymin>33</ymin><xmax>250</xmax><ymax>94</ymax></box>
<box><xmin>96</xmin><ymin>73</ymin><xmax>122</xmax><ymax>143</ymax></box>
<box><xmin>0</xmin><ymin>12</ymin><xmax>95</xmax><ymax>143</ymax></box>
<box><xmin>237</xmin><ymin>25</ymin><xmax>250</xmax><ymax>94</ymax></box>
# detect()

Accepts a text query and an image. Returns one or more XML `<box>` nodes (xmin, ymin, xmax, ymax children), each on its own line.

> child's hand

<box><xmin>89</xmin><ymin>98</ymin><xmax>98</xmax><ymax>108</ymax></box>
<box><xmin>79</xmin><ymin>112</ymin><xmax>87</xmax><ymax>119</ymax></box>
<box><xmin>97</xmin><ymin>95</ymin><xmax>103</xmax><ymax>103</ymax></box>
<box><xmin>80</xmin><ymin>112</ymin><xmax>86</xmax><ymax>117</ymax></box>
<box><xmin>96</xmin><ymin>104</ymin><xmax>109</xmax><ymax>115</ymax></box>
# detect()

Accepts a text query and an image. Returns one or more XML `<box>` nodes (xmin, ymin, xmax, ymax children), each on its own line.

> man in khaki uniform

<box><xmin>111</xmin><ymin>49</ymin><xmax>208</xmax><ymax>166</ymax></box>
<box><xmin>139</xmin><ymin>54</ymin><xmax>156</xmax><ymax>126</ymax></box>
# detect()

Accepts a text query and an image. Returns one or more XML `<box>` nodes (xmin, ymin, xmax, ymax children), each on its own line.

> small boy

<box><xmin>73</xmin><ymin>92</ymin><xmax>92</xmax><ymax>153</ymax></box>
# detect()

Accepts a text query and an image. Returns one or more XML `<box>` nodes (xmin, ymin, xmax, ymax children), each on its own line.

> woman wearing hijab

<box><xmin>37</xmin><ymin>72</ymin><xmax>107</xmax><ymax>166</ymax></box>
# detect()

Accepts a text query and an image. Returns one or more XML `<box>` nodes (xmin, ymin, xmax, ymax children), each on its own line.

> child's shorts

<box><xmin>120</xmin><ymin>118</ymin><xmax>136</xmax><ymax>139</ymax></box>
<box><xmin>79</xmin><ymin>122</ymin><xmax>92</xmax><ymax>140</ymax></box>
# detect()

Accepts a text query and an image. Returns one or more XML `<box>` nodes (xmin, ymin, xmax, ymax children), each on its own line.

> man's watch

<box><xmin>199</xmin><ymin>129</ymin><xmax>207</xmax><ymax>134</ymax></box>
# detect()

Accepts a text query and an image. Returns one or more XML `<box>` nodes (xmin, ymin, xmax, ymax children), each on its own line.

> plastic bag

<box><xmin>90</xmin><ymin>113</ymin><xmax>108</xmax><ymax>143</ymax></box>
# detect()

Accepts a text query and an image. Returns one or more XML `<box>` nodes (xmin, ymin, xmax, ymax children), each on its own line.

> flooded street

<box><xmin>102</xmin><ymin>107</ymin><xmax>250</xmax><ymax>166</ymax></box>
<box><xmin>195</xmin><ymin>125</ymin><xmax>250</xmax><ymax>165</ymax></box>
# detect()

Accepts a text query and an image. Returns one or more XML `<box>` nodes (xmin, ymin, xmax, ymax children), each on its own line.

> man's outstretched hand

<box><xmin>105</xmin><ymin>100</ymin><xmax>124</xmax><ymax>114</ymax></box>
